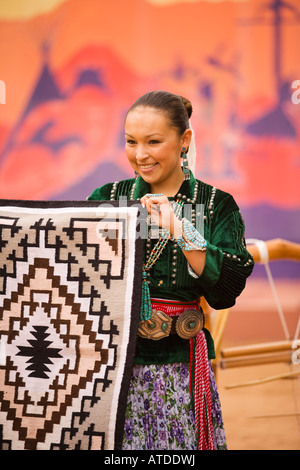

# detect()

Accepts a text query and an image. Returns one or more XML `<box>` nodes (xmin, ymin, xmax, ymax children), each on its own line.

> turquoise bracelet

<box><xmin>177</xmin><ymin>218</ymin><xmax>207</xmax><ymax>251</ymax></box>
<box><xmin>145</xmin><ymin>193</ymin><xmax>164</xmax><ymax>198</ymax></box>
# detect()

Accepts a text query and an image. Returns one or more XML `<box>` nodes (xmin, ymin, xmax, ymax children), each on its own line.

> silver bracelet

<box><xmin>177</xmin><ymin>218</ymin><xmax>207</xmax><ymax>251</ymax></box>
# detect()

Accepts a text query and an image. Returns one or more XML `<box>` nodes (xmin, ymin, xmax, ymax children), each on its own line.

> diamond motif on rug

<box><xmin>0</xmin><ymin>201</ymin><xmax>142</xmax><ymax>450</ymax></box>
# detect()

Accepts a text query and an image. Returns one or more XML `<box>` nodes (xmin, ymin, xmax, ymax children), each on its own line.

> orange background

<box><xmin>0</xmin><ymin>0</ymin><xmax>299</xmax><ymax>276</ymax></box>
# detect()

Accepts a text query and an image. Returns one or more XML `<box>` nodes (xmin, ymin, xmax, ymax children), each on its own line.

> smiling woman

<box><xmin>88</xmin><ymin>90</ymin><xmax>254</xmax><ymax>451</ymax></box>
<box><xmin>125</xmin><ymin>106</ymin><xmax>191</xmax><ymax>196</ymax></box>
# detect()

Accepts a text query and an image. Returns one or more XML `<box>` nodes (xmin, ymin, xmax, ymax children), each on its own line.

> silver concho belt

<box><xmin>137</xmin><ymin>308</ymin><xmax>204</xmax><ymax>341</ymax></box>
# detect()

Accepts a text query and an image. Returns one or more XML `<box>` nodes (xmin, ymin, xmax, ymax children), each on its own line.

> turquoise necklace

<box><xmin>111</xmin><ymin>178</ymin><xmax>202</xmax><ymax>325</ymax></box>
<box><xmin>140</xmin><ymin>198</ymin><xmax>184</xmax><ymax>325</ymax></box>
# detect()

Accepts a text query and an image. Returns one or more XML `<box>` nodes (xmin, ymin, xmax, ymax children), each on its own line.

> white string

<box><xmin>246</xmin><ymin>238</ymin><xmax>290</xmax><ymax>340</ymax></box>
<box><xmin>294</xmin><ymin>316</ymin><xmax>300</xmax><ymax>342</ymax></box>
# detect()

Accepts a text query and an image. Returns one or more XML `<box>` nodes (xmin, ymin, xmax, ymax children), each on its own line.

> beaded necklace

<box><xmin>110</xmin><ymin>178</ymin><xmax>218</xmax><ymax>325</ymax></box>
<box><xmin>140</xmin><ymin>198</ymin><xmax>184</xmax><ymax>324</ymax></box>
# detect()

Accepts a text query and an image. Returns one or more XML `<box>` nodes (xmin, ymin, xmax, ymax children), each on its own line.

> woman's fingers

<box><xmin>140</xmin><ymin>194</ymin><xmax>168</xmax><ymax>215</ymax></box>
<box><xmin>140</xmin><ymin>194</ymin><xmax>176</xmax><ymax>233</ymax></box>
<box><xmin>141</xmin><ymin>194</ymin><xmax>166</xmax><ymax>206</ymax></box>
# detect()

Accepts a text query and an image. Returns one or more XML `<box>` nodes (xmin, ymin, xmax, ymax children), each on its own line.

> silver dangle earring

<box><xmin>181</xmin><ymin>147</ymin><xmax>190</xmax><ymax>180</ymax></box>
<box><xmin>134</xmin><ymin>170</ymin><xmax>139</xmax><ymax>179</ymax></box>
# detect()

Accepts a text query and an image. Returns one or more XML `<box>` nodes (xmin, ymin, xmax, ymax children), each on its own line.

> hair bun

<box><xmin>180</xmin><ymin>96</ymin><xmax>193</xmax><ymax>119</ymax></box>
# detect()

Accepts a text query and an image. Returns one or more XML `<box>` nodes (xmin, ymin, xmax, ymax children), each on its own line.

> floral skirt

<box><xmin>122</xmin><ymin>362</ymin><xmax>227</xmax><ymax>450</ymax></box>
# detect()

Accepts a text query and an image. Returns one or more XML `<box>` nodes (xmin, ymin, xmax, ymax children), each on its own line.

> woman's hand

<box><xmin>140</xmin><ymin>194</ymin><xmax>181</xmax><ymax>238</ymax></box>
<box><xmin>141</xmin><ymin>193</ymin><xmax>206</xmax><ymax>276</ymax></box>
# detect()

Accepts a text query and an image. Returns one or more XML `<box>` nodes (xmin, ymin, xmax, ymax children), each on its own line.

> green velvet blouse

<box><xmin>88</xmin><ymin>173</ymin><xmax>254</xmax><ymax>365</ymax></box>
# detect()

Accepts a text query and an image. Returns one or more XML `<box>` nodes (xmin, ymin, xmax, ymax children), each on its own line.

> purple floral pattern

<box><xmin>122</xmin><ymin>362</ymin><xmax>227</xmax><ymax>450</ymax></box>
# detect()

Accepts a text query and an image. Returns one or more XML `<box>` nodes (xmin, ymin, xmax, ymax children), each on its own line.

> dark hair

<box><xmin>126</xmin><ymin>90</ymin><xmax>192</xmax><ymax>136</ymax></box>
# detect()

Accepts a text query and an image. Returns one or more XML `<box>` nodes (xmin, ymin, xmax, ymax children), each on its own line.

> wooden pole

<box><xmin>221</xmin><ymin>351</ymin><xmax>292</xmax><ymax>369</ymax></box>
<box><xmin>248</xmin><ymin>238</ymin><xmax>300</xmax><ymax>263</ymax></box>
<box><xmin>225</xmin><ymin>369</ymin><xmax>300</xmax><ymax>389</ymax></box>
<box><xmin>211</xmin><ymin>308</ymin><xmax>230</xmax><ymax>357</ymax></box>
<box><xmin>221</xmin><ymin>340</ymin><xmax>293</xmax><ymax>359</ymax></box>
<box><xmin>250</xmin><ymin>411</ymin><xmax>300</xmax><ymax>419</ymax></box>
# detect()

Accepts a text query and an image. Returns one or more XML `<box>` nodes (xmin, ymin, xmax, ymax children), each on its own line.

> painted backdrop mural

<box><xmin>0</xmin><ymin>0</ymin><xmax>299</xmax><ymax>277</ymax></box>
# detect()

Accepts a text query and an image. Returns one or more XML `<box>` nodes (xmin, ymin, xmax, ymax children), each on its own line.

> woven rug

<box><xmin>0</xmin><ymin>200</ymin><xmax>143</xmax><ymax>450</ymax></box>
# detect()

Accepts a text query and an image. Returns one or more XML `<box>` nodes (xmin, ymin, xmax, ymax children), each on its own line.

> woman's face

<box><xmin>125</xmin><ymin>106</ymin><xmax>191</xmax><ymax>192</ymax></box>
